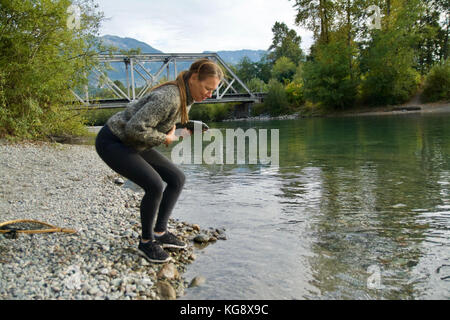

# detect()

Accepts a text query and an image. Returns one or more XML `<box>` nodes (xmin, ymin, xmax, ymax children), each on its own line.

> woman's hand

<box><xmin>178</xmin><ymin>128</ymin><xmax>192</xmax><ymax>137</ymax></box>
<box><xmin>164</xmin><ymin>125</ymin><xmax>178</xmax><ymax>147</ymax></box>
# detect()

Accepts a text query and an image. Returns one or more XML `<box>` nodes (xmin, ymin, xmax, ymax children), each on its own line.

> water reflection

<box><xmin>159</xmin><ymin>114</ymin><xmax>449</xmax><ymax>299</ymax></box>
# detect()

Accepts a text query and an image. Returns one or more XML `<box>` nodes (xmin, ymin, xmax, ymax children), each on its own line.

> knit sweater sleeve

<box><xmin>123</xmin><ymin>87</ymin><xmax>179</xmax><ymax>148</ymax></box>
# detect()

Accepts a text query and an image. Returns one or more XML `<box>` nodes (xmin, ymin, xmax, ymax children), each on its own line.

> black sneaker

<box><xmin>154</xmin><ymin>231</ymin><xmax>187</xmax><ymax>249</ymax></box>
<box><xmin>138</xmin><ymin>240</ymin><xmax>171</xmax><ymax>263</ymax></box>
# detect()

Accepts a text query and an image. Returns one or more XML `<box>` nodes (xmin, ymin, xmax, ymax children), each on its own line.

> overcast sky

<box><xmin>94</xmin><ymin>0</ymin><xmax>314</xmax><ymax>53</ymax></box>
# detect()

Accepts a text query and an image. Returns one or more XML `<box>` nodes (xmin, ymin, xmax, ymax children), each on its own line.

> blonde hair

<box><xmin>150</xmin><ymin>58</ymin><xmax>224</xmax><ymax>124</ymax></box>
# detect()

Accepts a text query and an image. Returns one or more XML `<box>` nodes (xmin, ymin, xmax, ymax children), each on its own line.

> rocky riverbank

<box><xmin>0</xmin><ymin>140</ymin><xmax>223</xmax><ymax>300</ymax></box>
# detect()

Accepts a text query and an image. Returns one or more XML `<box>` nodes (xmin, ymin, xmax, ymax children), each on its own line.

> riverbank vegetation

<box><xmin>0</xmin><ymin>0</ymin><xmax>108</xmax><ymax>140</ymax></box>
<box><xmin>236</xmin><ymin>0</ymin><xmax>449</xmax><ymax>117</ymax></box>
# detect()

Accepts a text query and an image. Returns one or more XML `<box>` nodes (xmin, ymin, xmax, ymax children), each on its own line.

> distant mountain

<box><xmin>204</xmin><ymin>49</ymin><xmax>267</xmax><ymax>64</ymax></box>
<box><xmin>99</xmin><ymin>35</ymin><xmax>163</xmax><ymax>54</ymax></box>
<box><xmin>98</xmin><ymin>35</ymin><xmax>266</xmax><ymax>64</ymax></box>
<box><xmin>95</xmin><ymin>35</ymin><xmax>267</xmax><ymax>88</ymax></box>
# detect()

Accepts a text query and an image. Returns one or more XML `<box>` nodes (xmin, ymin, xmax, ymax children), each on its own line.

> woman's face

<box><xmin>189</xmin><ymin>74</ymin><xmax>221</xmax><ymax>102</ymax></box>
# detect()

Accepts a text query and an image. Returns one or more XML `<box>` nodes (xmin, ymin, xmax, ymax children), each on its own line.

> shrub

<box><xmin>272</xmin><ymin>57</ymin><xmax>297</xmax><ymax>83</ymax></box>
<box><xmin>422</xmin><ymin>60</ymin><xmax>450</xmax><ymax>102</ymax></box>
<box><xmin>249</xmin><ymin>103</ymin><xmax>268</xmax><ymax>117</ymax></box>
<box><xmin>188</xmin><ymin>103</ymin><xmax>234</xmax><ymax>122</ymax></box>
<box><xmin>285</xmin><ymin>81</ymin><xmax>305</xmax><ymax>109</ymax></box>
<box><xmin>263</xmin><ymin>79</ymin><xmax>290</xmax><ymax>116</ymax></box>
<box><xmin>83</xmin><ymin>108</ymin><xmax>124</xmax><ymax>126</ymax></box>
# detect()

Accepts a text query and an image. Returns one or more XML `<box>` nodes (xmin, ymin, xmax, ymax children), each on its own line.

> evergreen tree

<box><xmin>268</xmin><ymin>21</ymin><xmax>305</xmax><ymax>65</ymax></box>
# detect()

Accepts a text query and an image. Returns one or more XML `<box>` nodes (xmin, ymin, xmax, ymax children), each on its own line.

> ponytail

<box><xmin>148</xmin><ymin>58</ymin><xmax>224</xmax><ymax>124</ymax></box>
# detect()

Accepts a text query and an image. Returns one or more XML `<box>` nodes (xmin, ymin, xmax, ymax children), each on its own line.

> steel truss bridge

<box><xmin>70</xmin><ymin>53</ymin><xmax>265</xmax><ymax>109</ymax></box>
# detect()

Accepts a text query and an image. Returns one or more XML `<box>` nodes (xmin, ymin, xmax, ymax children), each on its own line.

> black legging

<box><xmin>95</xmin><ymin>124</ymin><xmax>185</xmax><ymax>240</ymax></box>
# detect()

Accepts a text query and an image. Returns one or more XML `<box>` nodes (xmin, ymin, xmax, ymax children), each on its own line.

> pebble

<box><xmin>114</xmin><ymin>178</ymin><xmax>125</xmax><ymax>185</ymax></box>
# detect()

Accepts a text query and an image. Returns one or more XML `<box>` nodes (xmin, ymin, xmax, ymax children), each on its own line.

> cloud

<box><xmin>96</xmin><ymin>0</ymin><xmax>313</xmax><ymax>53</ymax></box>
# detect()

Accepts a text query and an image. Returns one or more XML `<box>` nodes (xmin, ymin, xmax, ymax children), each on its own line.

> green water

<box><xmin>90</xmin><ymin>112</ymin><xmax>450</xmax><ymax>299</ymax></box>
<box><xmin>166</xmin><ymin>113</ymin><xmax>449</xmax><ymax>300</ymax></box>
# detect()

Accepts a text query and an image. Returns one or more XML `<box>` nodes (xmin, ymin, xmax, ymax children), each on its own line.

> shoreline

<box><xmin>0</xmin><ymin>141</ymin><xmax>222</xmax><ymax>300</ymax></box>
<box><xmin>64</xmin><ymin>101</ymin><xmax>450</xmax><ymax>138</ymax></box>
<box><xmin>222</xmin><ymin>101</ymin><xmax>450</xmax><ymax>122</ymax></box>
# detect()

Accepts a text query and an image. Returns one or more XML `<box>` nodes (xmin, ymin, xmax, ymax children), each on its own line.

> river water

<box><xmin>90</xmin><ymin>112</ymin><xmax>449</xmax><ymax>299</ymax></box>
<box><xmin>149</xmin><ymin>112</ymin><xmax>448</xmax><ymax>300</ymax></box>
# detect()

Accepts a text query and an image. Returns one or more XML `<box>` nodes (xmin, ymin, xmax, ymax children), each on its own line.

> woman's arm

<box><xmin>124</xmin><ymin>88</ymin><xmax>179</xmax><ymax>148</ymax></box>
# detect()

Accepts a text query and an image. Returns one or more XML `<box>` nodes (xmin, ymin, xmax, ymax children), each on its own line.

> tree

<box><xmin>235</xmin><ymin>57</ymin><xmax>260</xmax><ymax>84</ymax></box>
<box><xmin>302</xmin><ymin>40</ymin><xmax>358</xmax><ymax>109</ymax></box>
<box><xmin>247</xmin><ymin>78</ymin><xmax>268</xmax><ymax>93</ymax></box>
<box><xmin>291</xmin><ymin>0</ymin><xmax>335</xmax><ymax>44</ymax></box>
<box><xmin>414</xmin><ymin>0</ymin><xmax>449</xmax><ymax>72</ymax></box>
<box><xmin>0</xmin><ymin>0</ymin><xmax>105</xmax><ymax>139</ymax></box>
<box><xmin>254</xmin><ymin>54</ymin><xmax>273</xmax><ymax>83</ymax></box>
<box><xmin>271</xmin><ymin>57</ymin><xmax>297</xmax><ymax>83</ymax></box>
<box><xmin>360</xmin><ymin>0</ymin><xmax>422</xmax><ymax>105</ymax></box>
<box><xmin>268</xmin><ymin>21</ymin><xmax>305</xmax><ymax>65</ymax></box>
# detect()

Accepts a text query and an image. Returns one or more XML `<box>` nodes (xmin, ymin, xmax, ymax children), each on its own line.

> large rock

<box><xmin>156</xmin><ymin>281</ymin><xmax>177</xmax><ymax>300</ymax></box>
<box><xmin>189</xmin><ymin>276</ymin><xmax>206</xmax><ymax>288</ymax></box>
<box><xmin>193</xmin><ymin>234</ymin><xmax>210</xmax><ymax>243</ymax></box>
<box><xmin>157</xmin><ymin>263</ymin><xmax>180</xmax><ymax>280</ymax></box>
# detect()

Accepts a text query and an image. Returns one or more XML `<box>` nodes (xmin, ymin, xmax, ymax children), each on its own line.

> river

<box><xmin>151</xmin><ymin>112</ymin><xmax>449</xmax><ymax>300</ymax></box>
<box><xmin>89</xmin><ymin>112</ymin><xmax>449</xmax><ymax>299</ymax></box>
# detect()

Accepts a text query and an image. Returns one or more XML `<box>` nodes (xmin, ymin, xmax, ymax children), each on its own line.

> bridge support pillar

<box><xmin>233</xmin><ymin>102</ymin><xmax>253</xmax><ymax>118</ymax></box>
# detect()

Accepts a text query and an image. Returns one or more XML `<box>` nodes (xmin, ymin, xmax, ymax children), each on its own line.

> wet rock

<box><xmin>217</xmin><ymin>234</ymin><xmax>227</xmax><ymax>240</ymax></box>
<box><xmin>156</xmin><ymin>281</ymin><xmax>177</xmax><ymax>300</ymax></box>
<box><xmin>194</xmin><ymin>234</ymin><xmax>210</xmax><ymax>243</ymax></box>
<box><xmin>189</xmin><ymin>276</ymin><xmax>206</xmax><ymax>288</ymax></box>
<box><xmin>188</xmin><ymin>253</ymin><xmax>197</xmax><ymax>261</ymax></box>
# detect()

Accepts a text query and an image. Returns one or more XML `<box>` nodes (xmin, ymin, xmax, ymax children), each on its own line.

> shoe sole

<box><xmin>138</xmin><ymin>248</ymin><xmax>172</xmax><ymax>264</ymax></box>
<box><xmin>159</xmin><ymin>243</ymin><xmax>187</xmax><ymax>250</ymax></box>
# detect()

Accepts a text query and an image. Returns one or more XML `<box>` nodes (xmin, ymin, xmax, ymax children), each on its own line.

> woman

<box><xmin>95</xmin><ymin>58</ymin><xmax>224</xmax><ymax>263</ymax></box>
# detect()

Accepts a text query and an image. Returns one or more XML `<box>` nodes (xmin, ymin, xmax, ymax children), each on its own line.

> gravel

<box><xmin>0</xmin><ymin>140</ymin><xmax>220</xmax><ymax>300</ymax></box>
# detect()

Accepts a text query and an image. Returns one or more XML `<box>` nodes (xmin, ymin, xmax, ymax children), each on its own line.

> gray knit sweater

<box><xmin>106</xmin><ymin>81</ymin><xmax>194</xmax><ymax>152</ymax></box>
